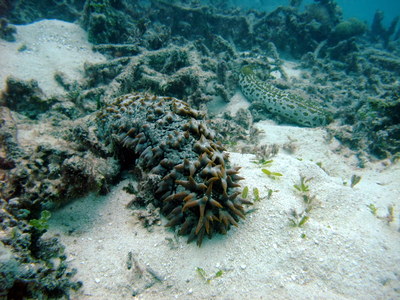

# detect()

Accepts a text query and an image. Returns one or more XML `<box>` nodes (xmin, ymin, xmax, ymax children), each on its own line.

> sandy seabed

<box><xmin>1</xmin><ymin>20</ymin><xmax>399</xmax><ymax>299</ymax></box>
<box><xmin>47</xmin><ymin>124</ymin><xmax>400</xmax><ymax>300</ymax></box>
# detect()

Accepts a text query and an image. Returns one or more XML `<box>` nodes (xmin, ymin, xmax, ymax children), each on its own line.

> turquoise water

<box><xmin>325</xmin><ymin>0</ymin><xmax>399</xmax><ymax>25</ymax></box>
<box><xmin>225</xmin><ymin>0</ymin><xmax>399</xmax><ymax>25</ymax></box>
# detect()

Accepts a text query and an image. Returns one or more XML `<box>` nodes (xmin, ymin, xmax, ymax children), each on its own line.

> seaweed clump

<box><xmin>97</xmin><ymin>93</ymin><xmax>251</xmax><ymax>246</ymax></box>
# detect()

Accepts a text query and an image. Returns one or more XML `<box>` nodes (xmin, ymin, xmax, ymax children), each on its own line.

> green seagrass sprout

<box><xmin>196</xmin><ymin>267</ymin><xmax>224</xmax><ymax>284</ymax></box>
<box><xmin>289</xmin><ymin>210</ymin><xmax>309</xmax><ymax>228</ymax></box>
<box><xmin>350</xmin><ymin>175</ymin><xmax>362</xmax><ymax>188</ymax></box>
<box><xmin>367</xmin><ymin>204</ymin><xmax>378</xmax><ymax>216</ymax></box>
<box><xmin>253</xmin><ymin>187</ymin><xmax>260</xmax><ymax>201</ymax></box>
<box><xmin>241</xmin><ymin>186</ymin><xmax>249</xmax><ymax>199</ymax></box>
<box><xmin>261</xmin><ymin>168</ymin><xmax>283</xmax><ymax>179</ymax></box>
<box><xmin>294</xmin><ymin>176</ymin><xmax>311</xmax><ymax>193</ymax></box>
<box><xmin>253</xmin><ymin>159</ymin><xmax>283</xmax><ymax>180</ymax></box>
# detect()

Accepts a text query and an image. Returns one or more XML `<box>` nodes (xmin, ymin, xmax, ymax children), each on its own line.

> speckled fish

<box><xmin>238</xmin><ymin>66</ymin><xmax>332</xmax><ymax>127</ymax></box>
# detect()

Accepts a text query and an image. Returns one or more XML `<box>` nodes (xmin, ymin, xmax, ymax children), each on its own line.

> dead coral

<box><xmin>151</xmin><ymin>0</ymin><xmax>252</xmax><ymax>50</ymax></box>
<box><xmin>83</xmin><ymin>44</ymin><xmax>225</xmax><ymax>108</ymax></box>
<box><xmin>370</xmin><ymin>10</ymin><xmax>400</xmax><ymax>48</ymax></box>
<box><xmin>6</xmin><ymin>0</ymin><xmax>83</xmax><ymax>24</ymax></box>
<box><xmin>0</xmin><ymin>77</ymin><xmax>52</xmax><ymax>119</ymax></box>
<box><xmin>80</xmin><ymin>0</ymin><xmax>132</xmax><ymax>44</ymax></box>
<box><xmin>0</xmin><ymin>110</ymin><xmax>119</xmax><ymax>207</ymax></box>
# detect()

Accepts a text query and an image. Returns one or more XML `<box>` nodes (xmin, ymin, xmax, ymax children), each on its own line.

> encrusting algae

<box><xmin>97</xmin><ymin>93</ymin><xmax>252</xmax><ymax>246</ymax></box>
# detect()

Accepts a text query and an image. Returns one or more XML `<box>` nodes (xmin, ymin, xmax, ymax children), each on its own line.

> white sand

<box><xmin>47</xmin><ymin>121</ymin><xmax>400</xmax><ymax>299</ymax></box>
<box><xmin>0</xmin><ymin>19</ymin><xmax>105</xmax><ymax>97</ymax></box>
<box><xmin>2</xmin><ymin>20</ymin><xmax>399</xmax><ymax>299</ymax></box>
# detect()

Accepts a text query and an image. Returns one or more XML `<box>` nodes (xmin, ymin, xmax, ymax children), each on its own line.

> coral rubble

<box><xmin>3</xmin><ymin>0</ymin><xmax>83</xmax><ymax>24</ymax></box>
<box><xmin>0</xmin><ymin>107</ymin><xmax>85</xmax><ymax>297</ymax></box>
<box><xmin>0</xmin><ymin>202</ymin><xmax>82</xmax><ymax>298</ymax></box>
<box><xmin>0</xmin><ymin>97</ymin><xmax>118</xmax><ymax>297</ymax></box>
<box><xmin>371</xmin><ymin>10</ymin><xmax>400</xmax><ymax>48</ymax></box>
<box><xmin>97</xmin><ymin>93</ymin><xmax>251</xmax><ymax>246</ymax></box>
<box><xmin>0</xmin><ymin>18</ymin><xmax>16</xmax><ymax>41</ymax></box>
<box><xmin>1</xmin><ymin>77</ymin><xmax>51</xmax><ymax>119</ymax></box>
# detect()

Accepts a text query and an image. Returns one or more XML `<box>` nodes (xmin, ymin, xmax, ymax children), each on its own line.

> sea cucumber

<box><xmin>97</xmin><ymin>93</ymin><xmax>251</xmax><ymax>246</ymax></box>
<box><xmin>239</xmin><ymin>66</ymin><xmax>332</xmax><ymax>127</ymax></box>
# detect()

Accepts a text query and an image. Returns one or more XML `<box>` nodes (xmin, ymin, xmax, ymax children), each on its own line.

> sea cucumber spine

<box><xmin>97</xmin><ymin>93</ymin><xmax>251</xmax><ymax>246</ymax></box>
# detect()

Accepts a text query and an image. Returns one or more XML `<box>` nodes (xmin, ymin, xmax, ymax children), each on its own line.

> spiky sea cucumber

<box><xmin>239</xmin><ymin>66</ymin><xmax>332</xmax><ymax>127</ymax></box>
<box><xmin>97</xmin><ymin>93</ymin><xmax>251</xmax><ymax>246</ymax></box>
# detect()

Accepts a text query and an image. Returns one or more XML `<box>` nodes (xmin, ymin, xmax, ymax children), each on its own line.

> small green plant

<box><xmin>253</xmin><ymin>159</ymin><xmax>282</xmax><ymax>179</ymax></box>
<box><xmin>251</xmin><ymin>158</ymin><xmax>273</xmax><ymax>166</ymax></box>
<box><xmin>215</xmin><ymin>270</ymin><xmax>223</xmax><ymax>278</ymax></box>
<box><xmin>350</xmin><ymin>174</ymin><xmax>362</xmax><ymax>188</ymax></box>
<box><xmin>253</xmin><ymin>187</ymin><xmax>260</xmax><ymax>201</ymax></box>
<box><xmin>298</xmin><ymin>216</ymin><xmax>309</xmax><ymax>227</ymax></box>
<box><xmin>367</xmin><ymin>203</ymin><xmax>378</xmax><ymax>216</ymax></box>
<box><xmin>196</xmin><ymin>267</ymin><xmax>224</xmax><ymax>284</ymax></box>
<box><xmin>289</xmin><ymin>210</ymin><xmax>309</xmax><ymax>228</ymax></box>
<box><xmin>242</xmin><ymin>186</ymin><xmax>264</xmax><ymax>202</ymax></box>
<box><xmin>368</xmin><ymin>204</ymin><xmax>396</xmax><ymax>224</ymax></box>
<box><xmin>196</xmin><ymin>267</ymin><xmax>207</xmax><ymax>280</ymax></box>
<box><xmin>261</xmin><ymin>168</ymin><xmax>283</xmax><ymax>179</ymax></box>
<box><xmin>293</xmin><ymin>176</ymin><xmax>315</xmax><ymax>211</ymax></box>
<box><xmin>294</xmin><ymin>176</ymin><xmax>311</xmax><ymax>193</ymax></box>
<box><xmin>303</xmin><ymin>194</ymin><xmax>316</xmax><ymax>210</ymax></box>
<box><xmin>242</xmin><ymin>186</ymin><xmax>249</xmax><ymax>199</ymax></box>
<box><xmin>29</xmin><ymin>210</ymin><xmax>51</xmax><ymax>230</ymax></box>
<box><xmin>289</xmin><ymin>175</ymin><xmax>318</xmax><ymax>230</ymax></box>
<box><xmin>386</xmin><ymin>205</ymin><xmax>395</xmax><ymax>223</ymax></box>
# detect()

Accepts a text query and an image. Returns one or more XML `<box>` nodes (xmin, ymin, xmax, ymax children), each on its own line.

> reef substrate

<box><xmin>1</xmin><ymin>0</ymin><xmax>400</xmax><ymax>297</ymax></box>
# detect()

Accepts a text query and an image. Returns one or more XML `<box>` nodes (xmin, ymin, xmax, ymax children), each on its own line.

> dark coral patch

<box><xmin>97</xmin><ymin>93</ymin><xmax>251</xmax><ymax>246</ymax></box>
